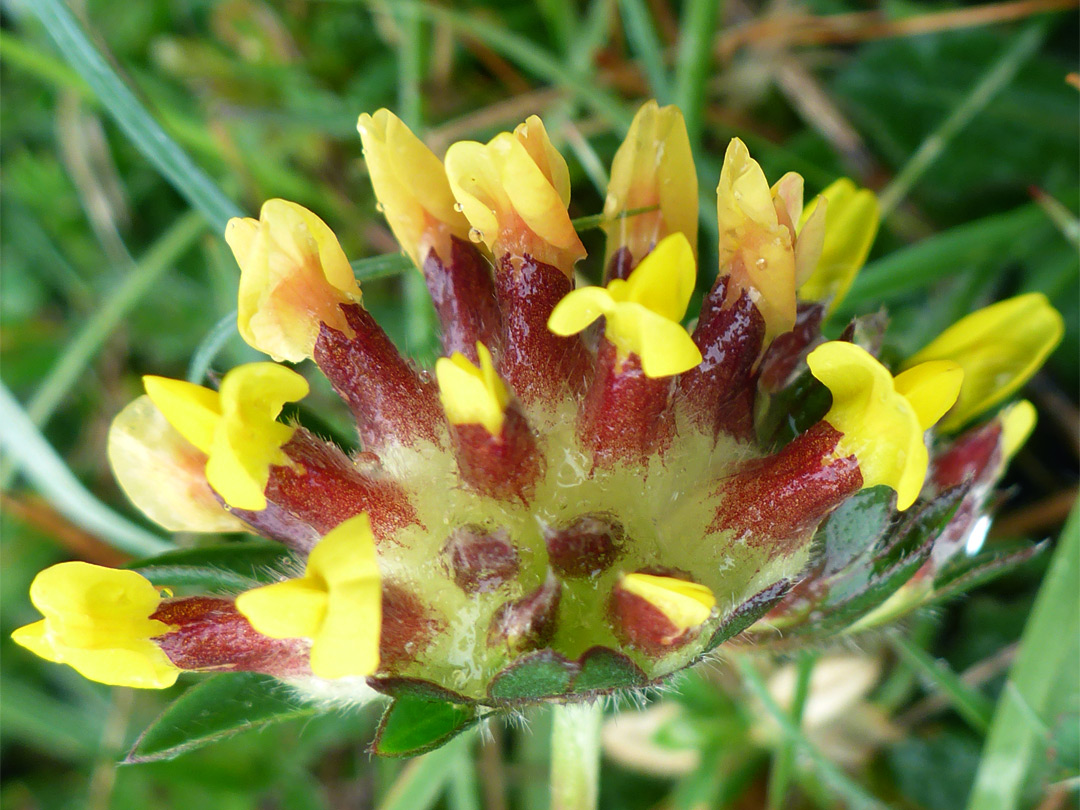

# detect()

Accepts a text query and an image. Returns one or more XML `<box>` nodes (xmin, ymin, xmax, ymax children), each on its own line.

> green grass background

<box><xmin>1</xmin><ymin>1</ymin><xmax>1077</xmax><ymax>808</ymax></box>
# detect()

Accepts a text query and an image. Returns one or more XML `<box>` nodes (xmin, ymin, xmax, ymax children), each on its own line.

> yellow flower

<box><xmin>143</xmin><ymin>363</ymin><xmax>309</xmax><ymax>511</ymax></box>
<box><xmin>226</xmin><ymin>199</ymin><xmax>362</xmax><ymax>363</ymax></box>
<box><xmin>1000</xmin><ymin>399</ymin><xmax>1037</xmax><ymax>462</ymax></box>
<box><xmin>236</xmin><ymin>514</ymin><xmax>382</xmax><ymax>679</ymax></box>
<box><xmin>904</xmin><ymin>293</ymin><xmax>1064</xmax><ymax>431</ymax></box>
<box><xmin>435</xmin><ymin>342</ymin><xmax>511</xmax><ymax>435</ymax></box>
<box><xmin>11</xmin><ymin>563</ymin><xmax>178</xmax><ymax>689</ymax></box>
<box><xmin>547</xmin><ymin>232</ymin><xmax>702</xmax><ymax>377</ymax></box>
<box><xmin>807</xmin><ymin>341</ymin><xmax>963</xmax><ymax>510</ymax></box>
<box><xmin>444</xmin><ymin>116</ymin><xmax>586</xmax><ymax>272</ymax></box>
<box><xmin>716</xmin><ymin>139</ymin><xmax>824</xmax><ymax>343</ymax></box>
<box><xmin>357</xmin><ymin>109</ymin><xmax>470</xmax><ymax>269</ymax></box>
<box><xmin>108</xmin><ymin>395</ymin><xmax>248</xmax><ymax>532</ymax></box>
<box><xmin>603</xmin><ymin>100</ymin><xmax>698</xmax><ymax>266</ymax></box>
<box><xmin>798</xmin><ymin>179</ymin><xmax>880</xmax><ymax>312</ymax></box>
<box><xmin>619</xmin><ymin>573</ymin><xmax>716</xmax><ymax>633</ymax></box>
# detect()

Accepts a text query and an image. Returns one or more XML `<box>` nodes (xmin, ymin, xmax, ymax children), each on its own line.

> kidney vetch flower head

<box><xmin>13</xmin><ymin>100</ymin><xmax>1063</xmax><ymax>758</ymax></box>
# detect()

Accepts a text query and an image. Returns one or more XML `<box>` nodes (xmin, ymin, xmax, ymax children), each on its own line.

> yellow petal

<box><xmin>905</xmin><ymin>293</ymin><xmax>1064</xmax><ymax>431</ymax></box>
<box><xmin>807</xmin><ymin>341</ymin><xmax>928</xmax><ymax>510</ymax></box>
<box><xmin>716</xmin><ymin>138</ymin><xmax>797</xmax><ymax>342</ymax></box>
<box><xmin>894</xmin><ymin>360</ymin><xmax>964</xmax><ymax>431</ymax></box>
<box><xmin>206</xmin><ymin>363</ymin><xmax>309</xmax><ymax>511</ymax></box>
<box><xmin>436</xmin><ymin>342</ymin><xmax>510</xmax><ymax>435</ymax></box>
<box><xmin>547</xmin><ymin>287</ymin><xmax>617</xmax><ymax>336</ymax></box>
<box><xmin>798</xmin><ymin>179</ymin><xmax>880</xmax><ymax>311</ymax></box>
<box><xmin>237</xmin><ymin>514</ymin><xmax>381</xmax><ymax>679</ymax></box>
<box><xmin>608</xmin><ymin>304</ymin><xmax>703</xmax><ymax>378</ymax></box>
<box><xmin>236</xmin><ymin>578</ymin><xmax>328</xmax><ymax>640</ymax></box>
<box><xmin>229</xmin><ymin>199</ymin><xmax>361</xmax><ymax>363</ymax></box>
<box><xmin>445</xmin><ymin>122</ymin><xmax>585</xmax><ymax>272</ymax></box>
<box><xmin>999</xmin><ymin>399</ymin><xmax>1037</xmax><ymax>462</ymax></box>
<box><xmin>12</xmin><ymin>562</ymin><xmax>178</xmax><ymax>689</ymax></box>
<box><xmin>603</xmin><ymin>100</ymin><xmax>698</xmax><ymax>265</ymax></box>
<box><xmin>620</xmin><ymin>573</ymin><xmax>715</xmax><ymax>632</ymax></box>
<box><xmin>108</xmin><ymin>395</ymin><xmax>247</xmax><ymax>533</ymax></box>
<box><xmin>143</xmin><ymin>376</ymin><xmax>221</xmax><ymax>454</ymax></box>
<box><xmin>357</xmin><ymin>109</ymin><xmax>469</xmax><ymax>268</ymax></box>
<box><xmin>620</xmin><ymin>232</ymin><xmax>697</xmax><ymax>323</ymax></box>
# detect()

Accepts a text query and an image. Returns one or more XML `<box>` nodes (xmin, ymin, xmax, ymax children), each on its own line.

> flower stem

<box><xmin>550</xmin><ymin>701</ymin><xmax>603</xmax><ymax>810</ymax></box>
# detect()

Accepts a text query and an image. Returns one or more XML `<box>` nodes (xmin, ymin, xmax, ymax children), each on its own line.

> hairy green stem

<box><xmin>550</xmin><ymin>701</ymin><xmax>603</xmax><ymax>810</ymax></box>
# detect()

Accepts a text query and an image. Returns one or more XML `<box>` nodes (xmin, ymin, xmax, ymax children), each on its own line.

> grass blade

<box><xmin>26</xmin><ymin>211</ymin><xmax>206</xmax><ymax>427</ymax></box>
<box><xmin>672</xmin><ymin>0</ymin><xmax>722</xmax><ymax>146</ymax></box>
<box><xmin>767</xmin><ymin>651</ymin><xmax>817</xmax><ymax>810</ymax></box>
<box><xmin>878</xmin><ymin>22</ymin><xmax>1045</xmax><ymax>216</ymax></box>
<box><xmin>967</xmin><ymin>498</ymin><xmax>1080</xmax><ymax>810</ymax></box>
<box><xmin>377</xmin><ymin>731</ymin><xmax>476</xmax><ymax>810</ymax></box>
<box><xmin>186</xmin><ymin>310</ymin><xmax>240</xmax><ymax>383</ymax></box>
<box><xmin>618</xmin><ymin>0</ymin><xmax>671</xmax><ymax>101</ymax></box>
<box><xmin>0</xmin><ymin>381</ymin><xmax>172</xmax><ymax>556</ymax></box>
<box><xmin>737</xmin><ymin>655</ymin><xmax>892</xmax><ymax>810</ymax></box>
<box><xmin>30</xmin><ymin>0</ymin><xmax>242</xmax><ymax>230</ymax></box>
<box><xmin>888</xmin><ymin>630</ymin><xmax>995</xmax><ymax>734</ymax></box>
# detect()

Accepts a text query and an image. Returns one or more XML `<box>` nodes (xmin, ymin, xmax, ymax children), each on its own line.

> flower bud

<box><xmin>445</xmin><ymin>116</ymin><xmax>585</xmax><ymax>273</ymax></box>
<box><xmin>603</xmin><ymin>100</ymin><xmax>697</xmax><ymax>275</ymax></box>
<box><xmin>227</xmin><ymin>200</ymin><xmax>361</xmax><ymax>363</ymax></box>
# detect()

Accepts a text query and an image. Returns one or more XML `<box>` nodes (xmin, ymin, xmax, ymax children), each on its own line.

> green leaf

<box><xmin>374</xmin><ymin>695</ymin><xmax>480</xmax><ymax>758</ymax></box>
<box><xmin>967</xmin><ymin>498</ymin><xmax>1080</xmax><ymax>810</ymax></box>
<box><xmin>706</xmin><ymin>579</ymin><xmax>791</xmax><ymax>652</ymax></box>
<box><xmin>128</xmin><ymin>541</ymin><xmax>296</xmax><ymax>591</ymax></box>
<box><xmin>930</xmin><ymin>542</ymin><xmax>1046</xmax><ymax>605</ymax></box>
<box><xmin>816</xmin><ymin>486</ymin><xmax>897</xmax><ymax>577</ymax></box>
<box><xmin>487</xmin><ymin>650</ymin><xmax>578</xmax><ymax>703</ymax></box>
<box><xmin>126</xmin><ymin>673</ymin><xmax>316</xmax><ymax>763</ymax></box>
<box><xmin>571</xmin><ymin>647</ymin><xmax>648</xmax><ymax>694</ymax></box>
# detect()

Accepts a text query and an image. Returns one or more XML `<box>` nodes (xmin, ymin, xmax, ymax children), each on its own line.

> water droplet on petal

<box><xmin>468</xmin><ymin>228</ymin><xmax>484</xmax><ymax>243</ymax></box>
<box><xmin>375</xmin><ymin>202</ymin><xmax>385</xmax><ymax>213</ymax></box>
<box><xmin>453</xmin><ymin>203</ymin><xmax>464</xmax><ymax>213</ymax></box>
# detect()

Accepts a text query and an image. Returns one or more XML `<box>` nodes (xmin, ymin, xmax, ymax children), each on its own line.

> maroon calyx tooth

<box><xmin>545</xmin><ymin>513</ymin><xmax>623</xmax><ymax>578</ymax></box>
<box><xmin>449</xmin><ymin>405</ymin><xmax>544</xmax><ymax>502</ymax></box>
<box><xmin>153</xmin><ymin>597</ymin><xmax>311</xmax><ymax>678</ymax></box>
<box><xmin>604</xmin><ymin>246</ymin><xmax>634</xmax><ymax>283</ymax></box>
<box><xmin>494</xmin><ymin>254</ymin><xmax>592</xmax><ymax>405</ymax></box>
<box><xmin>488</xmin><ymin>571</ymin><xmax>562</xmax><ymax>654</ymax></box>
<box><xmin>228</xmin><ymin>429</ymin><xmax>419</xmax><ymax>553</ymax></box>
<box><xmin>678</xmin><ymin>275</ymin><xmax>765</xmax><ymax>441</ymax></box>
<box><xmin>610</xmin><ymin>572</ymin><xmax>703</xmax><ymax>656</ymax></box>
<box><xmin>712</xmin><ymin>422</ymin><xmax>862</xmax><ymax>553</ymax></box>
<box><xmin>443</xmin><ymin>525</ymin><xmax>520</xmax><ymax>594</ymax></box>
<box><xmin>422</xmin><ymin>237</ymin><xmax>501</xmax><ymax>362</ymax></box>
<box><xmin>932</xmin><ymin>421</ymin><xmax>1003</xmax><ymax>491</ymax></box>
<box><xmin>579</xmin><ymin>338</ymin><xmax>673</xmax><ymax>465</ymax></box>
<box><xmin>758</xmin><ymin>302</ymin><xmax>826</xmax><ymax>393</ymax></box>
<box><xmin>380</xmin><ymin>584</ymin><xmax>440</xmax><ymax>669</ymax></box>
<box><xmin>313</xmin><ymin>303</ymin><xmax>443</xmax><ymax>450</ymax></box>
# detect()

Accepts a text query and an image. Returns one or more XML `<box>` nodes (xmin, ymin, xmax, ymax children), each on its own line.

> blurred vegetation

<box><xmin>1</xmin><ymin>0</ymin><xmax>1077</xmax><ymax>808</ymax></box>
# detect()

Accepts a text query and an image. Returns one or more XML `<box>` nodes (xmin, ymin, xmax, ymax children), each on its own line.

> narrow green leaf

<box><xmin>967</xmin><ymin>498</ymin><xmax>1080</xmax><ymax>810</ymax></box>
<box><xmin>186</xmin><ymin>310</ymin><xmax>240</xmax><ymax>383</ymax></box>
<box><xmin>374</xmin><ymin>695</ymin><xmax>479</xmax><ymax>757</ymax></box>
<box><xmin>888</xmin><ymin>630</ymin><xmax>995</xmax><ymax>734</ymax></box>
<box><xmin>671</xmin><ymin>0</ymin><xmax>721</xmax><ymax>146</ymax></box>
<box><xmin>737</xmin><ymin>656</ymin><xmax>892</xmax><ymax>810</ymax></box>
<box><xmin>878</xmin><ymin>23</ymin><xmax>1046</xmax><ymax>216</ymax></box>
<box><xmin>0</xmin><ymin>381</ymin><xmax>171</xmax><ymax>556</ymax></box>
<box><xmin>767</xmin><ymin>651</ymin><xmax>817</xmax><ymax>810</ymax></box>
<box><xmin>618</xmin><ymin>0</ymin><xmax>671</xmax><ymax>101</ymax></box>
<box><xmin>128</xmin><ymin>541</ymin><xmax>296</xmax><ymax>591</ymax></box>
<box><xmin>126</xmin><ymin>673</ymin><xmax>317</xmax><ymax>763</ymax></box>
<box><xmin>25</xmin><ymin>211</ymin><xmax>206</xmax><ymax>428</ymax></box>
<box><xmin>842</xmin><ymin>205</ymin><xmax>1049</xmax><ymax>309</ymax></box>
<box><xmin>929</xmin><ymin>541</ymin><xmax>1046</xmax><ymax>606</ymax></box>
<box><xmin>31</xmin><ymin>0</ymin><xmax>241</xmax><ymax>230</ymax></box>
